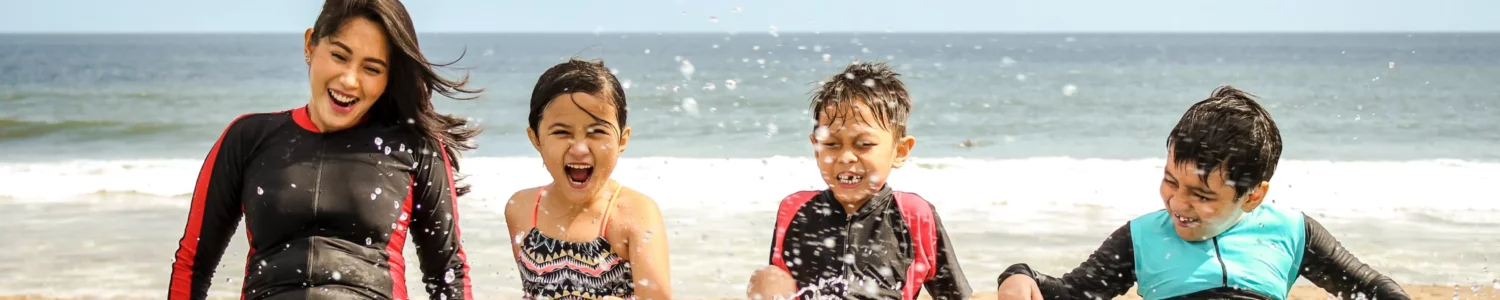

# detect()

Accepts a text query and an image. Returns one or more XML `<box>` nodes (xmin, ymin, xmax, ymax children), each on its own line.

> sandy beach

<box><xmin>3</xmin><ymin>284</ymin><xmax>1498</xmax><ymax>299</ymax></box>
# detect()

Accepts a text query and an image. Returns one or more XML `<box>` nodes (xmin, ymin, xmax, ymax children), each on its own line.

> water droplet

<box><xmin>370</xmin><ymin>193</ymin><xmax>378</xmax><ymax>200</ymax></box>
<box><xmin>680</xmin><ymin>98</ymin><xmax>700</xmax><ymax>117</ymax></box>
<box><xmin>703</xmin><ymin>82</ymin><xmax>717</xmax><ymax>91</ymax></box>
<box><xmin>365</xmin><ymin>237</ymin><xmax>373</xmax><ymax>245</ymax></box>
<box><xmin>291</xmin><ymin>183</ymin><xmax>297</xmax><ymax>188</ymax></box>
<box><xmin>399</xmin><ymin>212</ymin><xmax>409</xmax><ymax>222</ymax></box>
<box><xmin>862</xmin><ymin>79</ymin><xmax>875</xmax><ymax>87</ymax></box>
<box><xmin>622</xmin><ymin>79</ymin><xmax>632</xmax><ymax>90</ymax></box>
<box><xmin>1165</xmin><ymin>252</ymin><xmax>1172</xmax><ymax>260</ymax></box>
<box><xmin>394</xmin><ymin>201</ymin><xmax>401</xmax><ymax>209</ymax></box>
<box><xmin>1015</xmin><ymin>74</ymin><xmax>1027</xmax><ymax>81</ymax></box>
<box><xmin>1388</xmin><ymin>61</ymin><xmax>1396</xmax><ymax>69</ymax></box>
<box><xmin>1062</xmin><ymin>84</ymin><xmax>1079</xmax><ymax>97</ymax></box>
<box><xmin>724</xmin><ymin>79</ymin><xmax>737</xmax><ymax>90</ymax></box>
<box><xmin>823</xmin><ymin>237</ymin><xmax>836</xmax><ymax>248</ymax></box>
<box><xmin>766</xmin><ymin>123</ymin><xmax>778</xmax><ymax>137</ymax></box>
<box><xmin>768</xmin><ymin>26</ymin><xmax>779</xmax><ymax>37</ymax></box>
<box><xmin>332</xmin><ymin>271</ymin><xmax>342</xmax><ymax>280</ymax></box>
<box><xmin>406</xmin><ymin>118</ymin><xmax>415</xmax><ymax>124</ymax></box>
<box><xmin>257</xmin><ymin>187</ymin><xmax>264</xmax><ymax>195</ymax></box>
<box><xmin>822</xmin><ymin>54</ymin><xmax>832</xmax><ymax>62</ymax></box>
<box><xmin>444</xmin><ymin>269</ymin><xmax>456</xmax><ymax>283</ymax></box>
<box><xmin>374</xmin><ymin>137</ymin><xmax>383</xmax><ymax>147</ymax></box>
<box><xmin>679</xmin><ymin>59</ymin><xmax>696</xmax><ymax>80</ymax></box>
<box><xmin>639</xmin><ymin>279</ymin><xmax>652</xmax><ymax>287</ymax></box>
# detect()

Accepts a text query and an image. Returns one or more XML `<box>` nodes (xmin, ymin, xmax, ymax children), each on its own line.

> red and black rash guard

<box><xmin>769</xmin><ymin>186</ymin><xmax>971</xmax><ymax>300</ymax></box>
<box><xmin>168</xmin><ymin>106</ymin><xmax>473</xmax><ymax>300</ymax></box>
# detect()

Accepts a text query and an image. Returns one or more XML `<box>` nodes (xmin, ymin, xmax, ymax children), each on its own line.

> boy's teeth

<box><xmin>566</xmin><ymin>164</ymin><xmax>591</xmax><ymax>169</ymax></box>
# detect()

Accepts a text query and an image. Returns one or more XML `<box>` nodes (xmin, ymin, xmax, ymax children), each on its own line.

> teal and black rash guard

<box><xmin>168</xmin><ymin>106</ymin><xmax>473</xmax><ymax>300</ymax></box>
<box><xmin>997</xmin><ymin>204</ymin><xmax>1409</xmax><ymax>300</ymax></box>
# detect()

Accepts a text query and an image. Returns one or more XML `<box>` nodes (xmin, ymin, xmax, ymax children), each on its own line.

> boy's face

<box><xmin>1159</xmin><ymin>147</ymin><xmax>1270</xmax><ymax>241</ymax></box>
<box><xmin>811</xmin><ymin>98</ymin><xmax>915</xmax><ymax>209</ymax></box>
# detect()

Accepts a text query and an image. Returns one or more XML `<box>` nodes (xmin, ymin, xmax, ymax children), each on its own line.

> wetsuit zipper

<box><xmin>307</xmin><ymin>136</ymin><xmax>326</xmax><ymax>285</ymax></box>
<box><xmin>1212</xmin><ymin>236</ymin><xmax>1228</xmax><ymax>287</ymax></box>
<box><xmin>842</xmin><ymin>214</ymin><xmax>856</xmax><ymax>294</ymax></box>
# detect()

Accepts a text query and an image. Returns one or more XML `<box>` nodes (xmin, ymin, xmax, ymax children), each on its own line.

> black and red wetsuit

<box><xmin>168</xmin><ymin>106</ymin><xmax>473</xmax><ymax>300</ymax></box>
<box><xmin>768</xmin><ymin>186</ymin><xmax>971</xmax><ymax>300</ymax></box>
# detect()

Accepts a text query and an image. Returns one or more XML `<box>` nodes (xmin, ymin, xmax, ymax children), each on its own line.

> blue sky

<box><xmin>2</xmin><ymin>0</ymin><xmax>1497</xmax><ymax>33</ymax></box>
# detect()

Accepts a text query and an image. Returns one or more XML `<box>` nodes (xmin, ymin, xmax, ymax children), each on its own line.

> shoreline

<box><xmin>4</xmin><ymin>284</ymin><xmax>1496</xmax><ymax>300</ymax></box>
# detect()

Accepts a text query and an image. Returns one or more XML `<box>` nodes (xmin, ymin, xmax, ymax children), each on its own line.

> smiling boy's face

<box><xmin>1159</xmin><ymin>147</ymin><xmax>1271</xmax><ymax>241</ymax></box>
<box><xmin>811</xmin><ymin>98</ymin><xmax>915</xmax><ymax>210</ymax></box>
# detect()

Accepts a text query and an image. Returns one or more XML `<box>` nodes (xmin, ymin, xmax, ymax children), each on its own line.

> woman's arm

<box><xmin>168</xmin><ymin>115</ymin><xmax>251</xmax><ymax>300</ymax></box>
<box><xmin>408</xmin><ymin>143</ymin><xmax>473</xmax><ymax>300</ymax></box>
<box><xmin>1298</xmin><ymin>215</ymin><xmax>1410</xmax><ymax>300</ymax></box>
<box><xmin>623</xmin><ymin>191</ymin><xmax>673</xmax><ymax>299</ymax></box>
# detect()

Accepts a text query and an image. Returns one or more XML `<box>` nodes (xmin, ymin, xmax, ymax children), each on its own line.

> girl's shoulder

<box><xmin>503</xmin><ymin>186</ymin><xmax>546</xmax><ymax>223</ymax></box>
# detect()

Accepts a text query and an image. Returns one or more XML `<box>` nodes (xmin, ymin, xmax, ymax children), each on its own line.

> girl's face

<box><xmin>527</xmin><ymin>93</ymin><xmax>630</xmax><ymax>204</ymax></box>
<box><xmin>302</xmin><ymin>17</ymin><xmax>389</xmax><ymax>132</ymax></box>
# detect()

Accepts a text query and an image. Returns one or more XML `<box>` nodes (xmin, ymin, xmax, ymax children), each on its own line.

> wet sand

<box><xmin>4</xmin><ymin>284</ymin><xmax>1497</xmax><ymax>300</ymax></box>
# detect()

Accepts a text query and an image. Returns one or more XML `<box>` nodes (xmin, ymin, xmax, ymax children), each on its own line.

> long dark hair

<box><xmin>312</xmin><ymin>0</ymin><xmax>481</xmax><ymax>196</ymax></box>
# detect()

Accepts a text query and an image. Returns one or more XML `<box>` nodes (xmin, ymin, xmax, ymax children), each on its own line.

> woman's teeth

<box><xmin>837</xmin><ymin>173</ymin><xmax>863</xmax><ymax>184</ymax></box>
<box><xmin>330</xmin><ymin>90</ymin><xmax>359</xmax><ymax>105</ymax></box>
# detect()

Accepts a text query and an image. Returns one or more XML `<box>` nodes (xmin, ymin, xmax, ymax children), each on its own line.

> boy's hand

<box><xmin>996</xmin><ymin>275</ymin><xmax>1044</xmax><ymax>300</ymax></box>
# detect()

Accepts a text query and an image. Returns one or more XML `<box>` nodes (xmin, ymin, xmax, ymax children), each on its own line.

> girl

<box><xmin>167</xmin><ymin>0</ymin><xmax>479</xmax><ymax>299</ymax></box>
<box><xmin>504</xmin><ymin>59</ymin><xmax>672</xmax><ymax>300</ymax></box>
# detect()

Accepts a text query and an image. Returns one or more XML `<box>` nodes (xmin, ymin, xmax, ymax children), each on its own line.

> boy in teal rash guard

<box><xmin>995</xmin><ymin>85</ymin><xmax>1410</xmax><ymax>300</ymax></box>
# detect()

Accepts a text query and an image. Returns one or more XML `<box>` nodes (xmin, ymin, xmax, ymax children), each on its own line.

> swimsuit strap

<box><xmin>598</xmin><ymin>182</ymin><xmax>624</xmax><ymax>234</ymax></box>
<box><xmin>530</xmin><ymin>186</ymin><xmax>546</xmax><ymax>228</ymax></box>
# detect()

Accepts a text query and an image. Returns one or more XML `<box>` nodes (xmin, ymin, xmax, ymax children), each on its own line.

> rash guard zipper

<box><xmin>1212</xmin><ymin>236</ymin><xmax>1228</xmax><ymax>287</ymax></box>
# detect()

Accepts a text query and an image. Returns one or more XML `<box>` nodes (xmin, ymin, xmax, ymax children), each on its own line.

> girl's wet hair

<box><xmin>1167</xmin><ymin>85</ymin><xmax>1283</xmax><ymax>200</ymax></box>
<box><xmin>312</xmin><ymin>0</ymin><xmax>482</xmax><ymax>196</ymax></box>
<box><xmin>527</xmin><ymin>58</ymin><xmax>628</xmax><ymax>132</ymax></box>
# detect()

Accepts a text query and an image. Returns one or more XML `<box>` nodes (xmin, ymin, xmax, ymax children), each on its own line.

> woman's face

<box><xmin>302</xmin><ymin>16</ymin><xmax>389</xmax><ymax>132</ymax></box>
<box><xmin>527</xmin><ymin>93</ymin><xmax>630</xmax><ymax>205</ymax></box>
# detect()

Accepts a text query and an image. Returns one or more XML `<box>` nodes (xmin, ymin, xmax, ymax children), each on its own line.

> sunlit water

<box><xmin>1</xmin><ymin>33</ymin><xmax>1498</xmax><ymax>298</ymax></box>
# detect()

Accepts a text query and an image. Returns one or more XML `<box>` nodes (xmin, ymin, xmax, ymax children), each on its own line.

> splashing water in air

<box><xmin>768</xmin><ymin>26</ymin><xmax>779</xmax><ymax>37</ymax></box>
<box><xmin>725</xmin><ymin>79</ymin><xmax>738</xmax><ymax>90</ymax></box>
<box><xmin>679</xmin><ymin>59</ymin><xmax>695</xmax><ymax>80</ymax></box>
<box><xmin>1062</xmin><ymin>84</ymin><xmax>1079</xmax><ymax>97</ymax></box>
<box><xmin>257</xmin><ymin>187</ymin><xmax>264</xmax><ymax>195</ymax></box>
<box><xmin>681</xmin><ymin>98</ymin><xmax>700</xmax><ymax>117</ymax></box>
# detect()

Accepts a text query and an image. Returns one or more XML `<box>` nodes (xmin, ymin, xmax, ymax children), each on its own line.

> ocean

<box><xmin>1</xmin><ymin>33</ymin><xmax>1497</xmax><ymax>298</ymax></box>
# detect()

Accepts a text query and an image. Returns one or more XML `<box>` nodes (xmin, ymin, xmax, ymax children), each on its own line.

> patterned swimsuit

<box><xmin>517</xmin><ymin>184</ymin><xmax>634</xmax><ymax>299</ymax></box>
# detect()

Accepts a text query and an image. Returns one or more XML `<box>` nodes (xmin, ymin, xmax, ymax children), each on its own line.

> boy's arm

<box><xmin>923</xmin><ymin>206</ymin><xmax>972</xmax><ymax>300</ymax></box>
<box><xmin>1297</xmin><ymin>215</ymin><xmax>1410</xmax><ymax>300</ymax></box>
<box><xmin>997</xmin><ymin>222</ymin><xmax>1137</xmax><ymax>300</ymax></box>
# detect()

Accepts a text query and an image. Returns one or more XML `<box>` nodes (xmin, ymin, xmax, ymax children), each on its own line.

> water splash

<box><xmin>1062</xmin><ymin>84</ymin><xmax>1079</xmax><ymax>97</ymax></box>
<box><xmin>725</xmin><ymin>80</ymin><xmax>738</xmax><ymax>90</ymax></box>
<box><xmin>679</xmin><ymin>59</ymin><xmax>696</xmax><ymax>80</ymax></box>
<box><xmin>257</xmin><ymin>187</ymin><xmax>264</xmax><ymax>195</ymax></box>
<box><xmin>768</xmin><ymin>26</ymin><xmax>779</xmax><ymax>38</ymax></box>
<box><xmin>681</xmin><ymin>98</ymin><xmax>700</xmax><ymax>117</ymax></box>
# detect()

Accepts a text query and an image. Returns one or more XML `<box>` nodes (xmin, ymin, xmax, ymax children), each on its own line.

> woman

<box><xmin>503</xmin><ymin>59</ymin><xmax>672</xmax><ymax>300</ymax></box>
<box><xmin>167</xmin><ymin>0</ymin><xmax>479</xmax><ymax>299</ymax></box>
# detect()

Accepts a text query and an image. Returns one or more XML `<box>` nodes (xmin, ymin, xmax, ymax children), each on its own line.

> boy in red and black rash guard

<box><xmin>748</xmin><ymin>62</ymin><xmax>971</xmax><ymax>300</ymax></box>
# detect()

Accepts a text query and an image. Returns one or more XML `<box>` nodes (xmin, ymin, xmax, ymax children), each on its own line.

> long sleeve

<box><xmin>168</xmin><ymin>115</ymin><xmax>251</xmax><ymax>300</ymax></box>
<box><xmin>409</xmin><ymin>143</ymin><xmax>473</xmax><ymax>300</ymax></box>
<box><xmin>1297</xmin><ymin>215</ymin><xmax>1410</xmax><ymax>300</ymax></box>
<box><xmin>998</xmin><ymin>222</ymin><xmax>1137</xmax><ymax>300</ymax></box>
<box><xmin>923</xmin><ymin>205</ymin><xmax>972</xmax><ymax>300</ymax></box>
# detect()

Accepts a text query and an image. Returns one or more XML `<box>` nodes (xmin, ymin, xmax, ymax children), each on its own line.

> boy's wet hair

<box><xmin>1167</xmin><ymin>85</ymin><xmax>1283</xmax><ymax>200</ymax></box>
<box><xmin>808</xmin><ymin>62</ymin><xmax>912</xmax><ymax>138</ymax></box>
<box><xmin>527</xmin><ymin>58</ymin><xmax>628</xmax><ymax>132</ymax></box>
